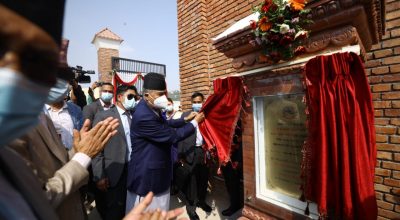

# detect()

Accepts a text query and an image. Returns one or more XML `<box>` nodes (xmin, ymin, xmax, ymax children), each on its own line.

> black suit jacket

<box><xmin>92</xmin><ymin>107</ymin><xmax>128</xmax><ymax>187</ymax></box>
<box><xmin>82</xmin><ymin>100</ymin><xmax>104</xmax><ymax>126</ymax></box>
<box><xmin>177</xmin><ymin>111</ymin><xmax>204</xmax><ymax>165</ymax></box>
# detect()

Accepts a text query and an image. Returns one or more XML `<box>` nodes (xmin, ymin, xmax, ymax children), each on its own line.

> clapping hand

<box><xmin>123</xmin><ymin>192</ymin><xmax>187</xmax><ymax>220</ymax></box>
<box><xmin>73</xmin><ymin>117</ymin><xmax>119</xmax><ymax>158</ymax></box>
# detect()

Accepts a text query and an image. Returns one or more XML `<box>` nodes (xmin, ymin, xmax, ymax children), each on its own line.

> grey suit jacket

<box><xmin>92</xmin><ymin>107</ymin><xmax>128</xmax><ymax>187</ymax></box>
<box><xmin>0</xmin><ymin>146</ymin><xmax>59</xmax><ymax>220</ymax></box>
<box><xmin>82</xmin><ymin>99</ymin><xmax>104</xmax><ymax>125</ymax></box>
<box><xmin>8</xmin><ymin>116</ymin><xmax>88</xmax><ymax>220</ymax></box>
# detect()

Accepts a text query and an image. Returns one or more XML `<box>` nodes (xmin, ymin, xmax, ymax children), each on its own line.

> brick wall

<box><xmin>177</xmin><ymin>0</ymin><xmax>400</xmax><ymax>219</ymax></box>
<box><xmin>97</xmin><ymin>48</ymin><xmax>119</xmax><ymax>83</ymax></box>
<box><xmin>177</xmin><ymin>0</ymin><xmax>259</xmax><ymax>109</ymax></box>
<box><xmin>365</xmin><ymin>0</ymin><xmax>400</xmax><ymax>219</ymax></box>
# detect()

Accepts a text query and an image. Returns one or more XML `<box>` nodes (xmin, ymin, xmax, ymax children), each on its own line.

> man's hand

<box><xmin>184</xmin><ymin>112</ymin><xmax>197</xmax><ymax>122</ymax></box>
<box><xmin>123</xmin><ymin>192</ymin><xmax>187</xmax><ymax>220</ymax></box>
<box><xmin>73</xmin><ymin>117</ymin><xmax>119</xmax><ymax>158</ymax></box>
<box><xmin>96</xmin><ymin>178</ymin><xmax>110</xmax><ymax>192</ymax></box>
<box><xmin>194</xmin><ymin>112</ymin><xmax>205</xmax><ymax>124</ymax></box>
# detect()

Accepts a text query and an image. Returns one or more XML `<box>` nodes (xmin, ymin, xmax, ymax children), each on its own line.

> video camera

<box><xmin>70</xmin><ymin>65</ymin><xmax>95</xmax><ymax>83</ymax></box>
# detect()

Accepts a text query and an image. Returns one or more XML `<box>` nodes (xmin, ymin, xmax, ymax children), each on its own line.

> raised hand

<box><xmin>73</xmin><ymin>117</ymin><xmax>119</xmax><ymax>158</ymax></box>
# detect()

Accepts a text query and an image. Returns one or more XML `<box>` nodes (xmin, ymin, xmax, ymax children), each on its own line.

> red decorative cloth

<box><xmin>112</xmin><ymin>72</ymin><xmax>144</xmax><ymax>102</ymax></box>
<box><xmin>199</xmin><ymin>77</ymin><xmax>243</xmax><ymax>164</ymax></box>
<box><xmin>302</xmin><ymin>52</ymin><xmax>377</xmax><ymax>219</ymax></box>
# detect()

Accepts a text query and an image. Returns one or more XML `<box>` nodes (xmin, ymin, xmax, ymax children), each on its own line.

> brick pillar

<box><xmin>92</xmin><ymin>28</ymin><xmax>123</xmax><ymax>83</ymax></box>
<box><xmin>97</xmin><ymin>48</ymin><xmax>119</xmax><ymax>82</ymax></box>
<box><xmin>364</xmin><ymin>0</ymin><xmax>400</xmax><ymax>219</ymax></box>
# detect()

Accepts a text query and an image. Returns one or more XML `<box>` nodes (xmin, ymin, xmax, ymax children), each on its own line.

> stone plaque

<box><xmin>263</xmin><ymin>94</ymin><xmax>307</xmax><ymax>199</ymax></box>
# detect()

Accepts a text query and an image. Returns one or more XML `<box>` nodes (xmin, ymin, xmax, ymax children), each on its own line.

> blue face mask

<box><xmin>0</xmin><ymin>68</ymin><xmax>50</xmax><ymax>147</ymax></box>
<box><xmin>101</xmin><ymin>92</ymin><xmax>113</xmax><ymax>102</ymax></box>
<box><xmin>123</xmin><ymin>95</ymin><xmax>136</xmax><ymax>110</ymax></box>
<box><xmin>46</xmin><ymin>78</ymin><xmax>69</xmax><ymax>104</ymax></box>
<box><xmin>192</xmin><ymin>103</ymin><xmax>202</xmax><ymax>112</ymax></box>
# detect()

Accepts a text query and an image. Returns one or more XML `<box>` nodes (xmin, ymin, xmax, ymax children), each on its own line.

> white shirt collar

<box><xmin>45</xmin><ymin>102</ymin><xmax>68</xmax><ymax>112</ymax></box>
<box><xmin>116</xmin><ymin>105</ymin><xmax>126</xmax><ymax>116</ymax></box>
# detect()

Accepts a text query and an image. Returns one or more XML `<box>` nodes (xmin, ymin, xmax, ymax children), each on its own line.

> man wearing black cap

<box><xmin>126</xmin><ymin>72</ymin><xmax>205</xmax><ymax>212</ymax></box>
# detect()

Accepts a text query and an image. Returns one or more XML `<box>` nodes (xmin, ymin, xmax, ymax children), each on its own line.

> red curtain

<box><xmin>302</xmin><ymin>52</ymin><xmax>377</xmax><ymax>219</ymax></box>
<box><xmin>199</xmin><ymin>77</ymin><xmax>243</xmax><ymax>164</ymax></box>
<box><xmin>112</xmin><ymin>72</ymin><xmax>144</xmax><ymax>102</ymax></box>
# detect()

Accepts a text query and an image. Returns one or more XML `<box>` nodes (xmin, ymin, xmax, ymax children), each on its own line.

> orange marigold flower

<box><xmin>289</xmin><ymin>0</ymin><xmax>307</xmax><ymax>11</ymax></box>
<box><xmin>258</xmin><ymin>17</ymin><xmax>272</xmax><ymax>32</ymax></box>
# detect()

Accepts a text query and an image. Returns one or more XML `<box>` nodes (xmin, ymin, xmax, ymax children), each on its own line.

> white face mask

<box><xmin>165</xmin><ymin>105</ymin><xmax>174</xmax><ymax>112</ymax></box>
<box><xmin>152</xmin><ymin>95</ymin><xmax>169</xmax><ymax>110</ymax></box>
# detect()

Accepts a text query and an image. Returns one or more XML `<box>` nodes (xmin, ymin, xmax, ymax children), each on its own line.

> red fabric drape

<box><xmin>112</xmin><ymin>72</ymin><xmax>144</xmax><ymax>102</ymax></box>
<box><xmin>199</xmin><ymin>77</ymin><xmax>243</xmax><ymax>164</ymax></box>
<box><xmin>302</xmin><ymin>52</ymin><xmax>377</xmax><ymax>219</ymax></box>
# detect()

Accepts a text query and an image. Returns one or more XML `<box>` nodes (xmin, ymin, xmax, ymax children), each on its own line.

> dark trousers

<box><xmin>184</xmin><ymin>163</ymin><xmax>209</xmax><ymax>212</ymax></box>
<box><xmin>95</xmin><ymin>168</ymin><xmax>127</xmax><ymax>220</ymax></box>
<box><xmin>221</xmin><ymin>162</ymin><xmax>243</xmax><ymax>209</ymax></box>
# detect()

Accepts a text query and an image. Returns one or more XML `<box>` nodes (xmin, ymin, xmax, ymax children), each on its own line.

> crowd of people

<box><xmin>0</xmin><ymin>1</ymin><xmax>243</xmax><ymax>220</ymax></box>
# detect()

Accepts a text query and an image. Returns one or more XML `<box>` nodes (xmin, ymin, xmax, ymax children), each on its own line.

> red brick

<box><xmin>390</xmin><ymin>136</ymin><xmax>400</xmax><ymax>144</ymax></box>
<box><xmin>383</xmin><ymin>74</ymin><xmax>400</xmax><ymax>82</ymax></box>
<box><xmin>384</xmin><ymin>109</ymin><xmax>400</xmax><ymax>117</ymax></box>
<box><xmin>387</xmin><ymin>1</ymin><xmax>400</xmax><ymax>13</ymax></box>
<box><xmin>392</xmin><ymin>101</ymin><xmax>400</xmax><ymax>108</ymax></box>
<box><xmin>377</xmin><ymin>216</ymin><xmax>390</xmax><ymax>220</ymax></box>
<box><xmin>382</xmin><ymin>92</ymin><xmax>400</xmax><ymax>100</ymax></box>
<box><xmin>378</xmin><ymin>208</ymin><xmax>400</xmax><ymax>219</ymax></box>
<box><xmin>365</xmin><ymin>59</ymin><xmax>382</xmax><ymax>68</ymax></box>
<box><xmin>386</xmin><ymin>18</ymin><xmax>400</xmax><ymax>30</ymax></box>
<box><xmin>382</xmin><ymin>161</ymin><xmax>400</xmax><ymax>170</ymax></box>
<box><xmin>396</xmin><ymin>205</ymin><xmax>400</xmax><ymax>213</ymax></box>
<box><xmin>377</xmin><ymin>151</ymin><xmax>393</xmax><ymax>160</ymax></box>
<box><xmin>374</xmin><ymin>101</ymin><xmax>392</xmax><ymax>108</ymax></box>
<box><xmin>384</xmin><ymin>178</ymin><xmax>400</xmax><ymax>187</ymax></box>
<box><xmin>369</xmin><ymin>76</ymin><xmax>383</xmax><ymax>83</ymax></box>
<box><xmin>375</xmin><ymin>126</ymin><xmax>397</xmax><ymax>135</ymax></box>
<box><xmin>393</xmin><ymin>83</ymin><xmax>400</xmax><ymax>90</ymax></box>
<box><xmin>390</xmin><ymin>64</ymin><xmax>400</xmax><ymax>73</ymax></box>
<box><xmin>382</xmin><ymin>38</ymin><xmax>400</xmax><ymax>49</ymax></box>
<box><xmin>372</xmin><ymin>84</ymin><xmax>392</xmax><ymax>92</ymax></box>
<box><xmin>383</xmin><ymin>55</ymin><xmax>400</xmax><ymax>65</ymax></box>
<box><xmin>371</xmin><ymin>43</ymin><xmax>382</xmax><ymax>51</ymax></box>
<box><xmin>387</xmin><ymin>10</ymin><xmax>400</xmax><ymax>20</ymax></box>
<box><xmin>393</xmin><ymin>188</ymin><xmax>400</xmax><ymax>196</ymax></box>
<box><xmin>377</xmin><ymin>200</ymin><xmax>395</xmax><ymax>210</ymax></box>
<box><xmin>375</xmin><ymin>118</ymin><xmax>390</xmax><ymax>125</ymax></box>
<box><xmin>375</xmin><ymin>176</ymin><xmax>384</xmax><ymax>183</ymax></box>
<box><xmin>371</xmin><ymin>66</ymin><xmax>390</xmax><ymax>75</ymax></box>
<box><xmin>385</xmin><ymin>194</ymin><xmax>400</xmax><ymax>204</ymax></box>
<box><xmin>375</xmin><ymin>183</ymin><xmax>392</xmax><ymax>192</ymax></box>
<box><xmin>395</xmin><ymin>153</ymin><xmax>400</xmax><ymax>162</ymax></box>
<box><xmin>392</xmin><ymin>29</ymin><xmax>400</xmax><ymax>37</ymax></box>
<box><xmin>375</xmin><ymin>109</ymin><xmax>384</xmax><ymax>116</ymax></box>
<box><xmin>376</xmin><ymin>134</ymin><xmax>388</xmax><ymax>142</ymax></box>
<box><xmin>376</xmin><ymin>192</ymin><xmax>384</xmax><ymax>200</ymax></box>
<box><xmin>375</xmin><ymin>168</ymin><xmax>392</xmax><ymax>177</ymax></box>
<box><xmin>395</xmin><ymin>46</ymin><xmax>400</xmax><ymax>55</ymax></box>
<box><xmin>391</xmin><ymin>118</ymin><xmax>400</xmax><ymax>126</ymax></box>
<box><xmin>374</xmin><ymin>49</ymin><xmax>394</xmax><ymax>58</ymax></box>
<box><xmin>394</xmin><ymin>171</ymin><xmax>400</xmax><ymax>179</ymax></box>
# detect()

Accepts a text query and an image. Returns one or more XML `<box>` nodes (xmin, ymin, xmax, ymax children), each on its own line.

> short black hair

<box><xmin>116</xmin><ymin>85</ymin><xmax>138</xmax><ymax>96</ymax></box>
<box><xmin>102</xmin><ymin>82</ymin><xmax>113</xmax><ymax>87</ymax></box>
<box><xmin>167</xmin><ymin>98</ymin><xmax>173</xmax><ymax>103</ymax></box>
<box><xmin>191</xmin><ymin>92</ymin><xmax>204</xmax><ymax>100</ymax></box>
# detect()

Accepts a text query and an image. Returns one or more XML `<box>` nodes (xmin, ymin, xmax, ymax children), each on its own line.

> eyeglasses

<box><xmin>127</xmin><ymin>94</ymin><xmax>139</xmax><ymax>101</ymax></box>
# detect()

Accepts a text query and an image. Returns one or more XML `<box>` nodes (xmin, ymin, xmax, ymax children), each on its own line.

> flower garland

<box><xmin>250</xmin><ymin>0</ymin><xmax>312</xmax><ymax>63</ymax></box>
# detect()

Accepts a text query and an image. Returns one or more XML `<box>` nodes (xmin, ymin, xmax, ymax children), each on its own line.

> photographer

<box><xmin>70</xmin><ymin>78</ymin><xmax>87</xmax><ymax>109</ymax></box>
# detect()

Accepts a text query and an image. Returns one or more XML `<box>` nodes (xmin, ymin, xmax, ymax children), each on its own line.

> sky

<box><xmin>63</xmin><ymin>0</ymin><xmax>180</xmax><ymax>90</ymax></box>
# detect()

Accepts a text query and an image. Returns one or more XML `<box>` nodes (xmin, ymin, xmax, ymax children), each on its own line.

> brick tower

<box><xmin>92</xmin><ymin>28</ymin><xmax>123</xmax><ymax>83</ymax></box>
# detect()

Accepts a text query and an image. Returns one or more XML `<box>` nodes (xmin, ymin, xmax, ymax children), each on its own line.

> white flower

<box><xmin>279</xmin><ymin>24</ymin><xmax>290</xmax><ymax>34</ymax></box>
<box><xmin>295</xmin><ymin>30</ymin><xmax>308</xmax><ymax>39</ymax></box>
